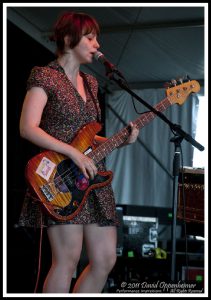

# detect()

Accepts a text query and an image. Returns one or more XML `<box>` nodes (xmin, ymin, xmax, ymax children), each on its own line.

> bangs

<box><xmin>81</xmin><ymin>18</ymin><xmax>100</xmax><ymax>36</ymax></box>
<box><xmin>51</xmin><ymin>11</ymin><xmax>100</xmax><ymax>54</ymax></box>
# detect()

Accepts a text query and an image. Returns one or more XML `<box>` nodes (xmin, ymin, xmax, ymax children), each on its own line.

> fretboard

<box><xmin>88</xmin><ymin>96</ymin><xmax>171</xmax><ymax>164</ymax></box>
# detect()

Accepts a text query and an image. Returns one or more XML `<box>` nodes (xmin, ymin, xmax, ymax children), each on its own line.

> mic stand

<box><xmin>170</xmin><ymin>135</ymin><xmax>183</xmax><ymax>281</ymax></box>
<box><xmin>106</xmin><ymin>71</ymin><xmax>204</xmax><ymax>281</ymax></box>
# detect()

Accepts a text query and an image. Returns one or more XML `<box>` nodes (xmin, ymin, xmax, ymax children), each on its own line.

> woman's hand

<box><xmin>68</xmin><ymin>147</ymin><xmax>97</xmax><ymax>180</ymax></box>
<box><xmin>124</xmin><ymin>122</ymin><xmax>139</xmax><ymax>145</ymax></box>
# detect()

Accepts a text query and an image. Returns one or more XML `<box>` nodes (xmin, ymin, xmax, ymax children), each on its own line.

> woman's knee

<box><xmin>92</xmin><ymin>250</ymin><xmax>117</xmax><ymax>273</ymax></box>
<box><xmin>106</xmin><ymin>252</ymin><xmax>117</xmax><ymax>271</ymax></box>
<box><xmin>52</xmin><ymin>249</ymin><xmax>81</xmax><ymax>273</ymax></box>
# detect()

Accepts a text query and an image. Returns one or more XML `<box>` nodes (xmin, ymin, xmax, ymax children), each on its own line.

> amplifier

<box><xmin>177</xmin><ymin>167</ymin><xmax>204</xmax><ymax>223</ymax></box>
<box><xmin>181</xmin><ymin>266</ymin><xmax>204</xmax><ymax>282</ymax></box>
<box><xmin>122</xmin><ymin>215</ymin><xmax>158</xmax><ymax>258</ymax></box>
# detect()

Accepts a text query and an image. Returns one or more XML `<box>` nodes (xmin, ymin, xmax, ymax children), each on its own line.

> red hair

<box><xmin>50</xmin><ymin>11</ymin><xmax>100</xmax><ymax>55</ymax></box>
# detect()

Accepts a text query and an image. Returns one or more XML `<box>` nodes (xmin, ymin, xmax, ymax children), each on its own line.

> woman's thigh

<box><xmin>47</xmin><ymin>224</ymin><xmax>84</xmax><ymax>262</ymax></box>
<box><xmin>83</xmin><ymin>224</ymin><xmax>117</xmax><ymax>263</ymax></box>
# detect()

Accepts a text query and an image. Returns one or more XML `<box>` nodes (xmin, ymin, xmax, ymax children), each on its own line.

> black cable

<box><xmin>34</xmin><ymin>214</ymin><xmax>44</xmax><ymax>293</ymax></box>
<box><xmin>180</xmin><ymin>146</ymin><xmax>190</xmax><ymax>280</ymax></box>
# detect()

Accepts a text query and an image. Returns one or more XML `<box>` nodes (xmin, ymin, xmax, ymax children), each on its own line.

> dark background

<box><xmin>7</xmin><ymin>20</ymin><xmax>55</xmax><ymax>293</ymax></box>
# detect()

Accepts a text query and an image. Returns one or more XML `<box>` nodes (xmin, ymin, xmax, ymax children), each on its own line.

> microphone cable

<box><xmin>34</xmin><ymin>213</ymin><xmax>44</xmax><ymax>293</ymax></box>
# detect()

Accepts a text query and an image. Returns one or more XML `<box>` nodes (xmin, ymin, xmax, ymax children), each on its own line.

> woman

<box><xmin>19</xmin><ymin>11</ymin><xmax>139</xmax><ymax>293</ymax></box>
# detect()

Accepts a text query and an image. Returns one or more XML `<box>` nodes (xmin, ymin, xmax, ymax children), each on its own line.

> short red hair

<box><xmin>50</xmin><ymin>11</ymin><xmax>100</xmax><ymax>55</ymax></box>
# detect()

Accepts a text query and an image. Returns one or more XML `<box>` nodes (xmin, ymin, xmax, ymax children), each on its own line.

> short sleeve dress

<box><xmin>18</xmin><ymin>60</ymin><xmax>119</xmax><ymax>228</ymax></box>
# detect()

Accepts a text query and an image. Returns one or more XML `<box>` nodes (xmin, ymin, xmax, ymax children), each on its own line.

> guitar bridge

<box><xmin>40</xmin><ymin>184</ymin><xmax>54</xmax><ymax>201</ymax></box>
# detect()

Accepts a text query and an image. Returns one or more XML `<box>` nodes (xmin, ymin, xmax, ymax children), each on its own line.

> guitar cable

<box><xmin>34</xmin><ymin>213</ymin><xmax>44</xmax><ymax>293</ymax></box>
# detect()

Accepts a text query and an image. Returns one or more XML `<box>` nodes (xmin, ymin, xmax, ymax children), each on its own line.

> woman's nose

<box><xmin>94</xmin><ymin>38</ymin><xmax>100</xmax><ymax>49</ymax></box>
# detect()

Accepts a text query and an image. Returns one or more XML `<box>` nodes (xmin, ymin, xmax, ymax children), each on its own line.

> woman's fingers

<box><xmin>127</xmin><ymin>122</ymin><xmax>139</xmax><ymax>143</ymax></box>
<box><xmin>81</xmin><ymin>158</ymin><xmax>97</xmax><ymax>180</ymax></box>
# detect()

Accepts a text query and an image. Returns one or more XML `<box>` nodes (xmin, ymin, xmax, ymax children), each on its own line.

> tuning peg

<box><xmin>176</xmin><ymin>77</ymin><xmax>183</xmax><ymax>84</ymax></box>
<box><xmin>163</xmin><ymin>81</ymin><xmax>172</xmax><ymax>88</ymax></box>
<box><xmin>171</xmin><ymin>79</ymin><xmax>177</xmax><ymax>86</ymax></box>
<box><xmin>183</xmin><ymin>74</ymin><xmax>191</xmax><ymax>82</ymax></box>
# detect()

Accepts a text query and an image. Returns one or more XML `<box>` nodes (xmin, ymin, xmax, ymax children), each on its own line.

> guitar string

<box><xmin>45</xmin><ymin>123</ymin><xmax>145</xmax><ymax>199</ymax></box>
<box><xmin>43</xmin><ymin>99</ymin><xmax>170</xmax><ymax>197</ymax></box>
<box><xmin>44</xmin><ymin>98</ymin><xmax>172</xmax><ymax>199</ymax></box>
<box><xmin>43</xmin><ymin>131</ymin><xmax>125</xmax><ymax>196</ymax></box>
<box><xmin>42</xmin><ymin>123</ymin><xmax>134</xmax><ymax>203</ymax></box>
<box><xmin>39</xmin><ymin>81</ymin><xmax>193</xmax><ymax>207</ymax></box>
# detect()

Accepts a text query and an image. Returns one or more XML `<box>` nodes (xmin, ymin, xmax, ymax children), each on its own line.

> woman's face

<box><xmin>73</xmin><ymin>32</ymin><xmax>100</xmax><ymax>64</ymax></box>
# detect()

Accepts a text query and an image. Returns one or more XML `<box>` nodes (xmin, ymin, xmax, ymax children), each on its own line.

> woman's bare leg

<box><xmin>43</xmin><ymin>224</ymin><xmax>83</xmax><ymax>293</ymax></box>
<box><xmin>73</xmin><ymin>224</ymin><xmax>117</xmax><ymax>293</ymax></box>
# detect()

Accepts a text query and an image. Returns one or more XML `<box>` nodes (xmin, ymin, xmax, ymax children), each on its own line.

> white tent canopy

<box><xmin>7</xmin><ymin>5</ymin><xmax>204</xmax><ymax>90</ymax></box>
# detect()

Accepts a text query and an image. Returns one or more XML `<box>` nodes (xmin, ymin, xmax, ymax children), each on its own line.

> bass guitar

<box><xmin>25</xmin><ymin>80</ymin><xmax>200</xmax><ymax>221</ymax></box>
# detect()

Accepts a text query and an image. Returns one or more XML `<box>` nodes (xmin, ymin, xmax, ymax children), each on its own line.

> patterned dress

<box><xmin>18</xmin><ymin>60</ymin><xmax>119</xmax><ymax>228</ymax></box>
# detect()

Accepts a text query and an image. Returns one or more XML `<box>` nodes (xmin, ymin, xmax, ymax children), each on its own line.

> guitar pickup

<box><xmin>40</xmin><ymin>185</ymin><xmax>54</xmax><ymax>201</ymax></box>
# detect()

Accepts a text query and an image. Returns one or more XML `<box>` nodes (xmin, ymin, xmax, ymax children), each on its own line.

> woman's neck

<box><xmin>57</xmin><ymin>54</ymin><xmax>80</xmax><ymax>84</ymax></box>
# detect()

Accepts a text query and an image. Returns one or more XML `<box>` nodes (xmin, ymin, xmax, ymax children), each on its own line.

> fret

<box><xmin>88</xmin><ymin>97</ymin><xmax>172</xmax><ymax>163</ymax></box>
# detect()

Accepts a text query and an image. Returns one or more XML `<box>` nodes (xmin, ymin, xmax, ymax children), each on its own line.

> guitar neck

<box><xmin>88</xmin><ymin>96</ymin><xmax>172</xmax><ymax>164</ymax></box>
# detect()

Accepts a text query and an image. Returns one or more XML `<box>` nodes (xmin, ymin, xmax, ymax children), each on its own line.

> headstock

<box><xmin>165</xmin><ymin>77</ymin><xmax>200</xmax><ymax>105</ymax></box>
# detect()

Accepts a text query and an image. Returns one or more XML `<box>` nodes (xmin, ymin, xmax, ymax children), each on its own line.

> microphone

<box><xmin>94</xmin><ymin>51</ymin><xmax>116</xmax><ymax>72</ymax></box>
<box><xmin>94</xmin><ymin>51</ymin><xmax>125</xmax><ymax>79</ymax></box>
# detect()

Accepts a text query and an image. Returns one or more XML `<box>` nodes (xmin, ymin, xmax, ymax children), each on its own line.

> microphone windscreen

<box><xmin>94</xmin><ymin>51</ymin><xmax>104</xmax><ymax>61</ymax></box>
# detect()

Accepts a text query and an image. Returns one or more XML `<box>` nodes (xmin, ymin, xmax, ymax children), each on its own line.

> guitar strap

<box><xmin>81</xmin><ymin>73</ymin><xmax>101</xmax><ymax>123</ymax></box>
